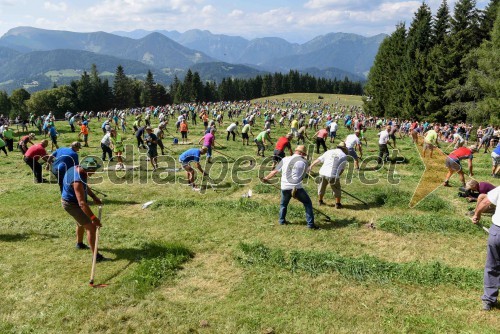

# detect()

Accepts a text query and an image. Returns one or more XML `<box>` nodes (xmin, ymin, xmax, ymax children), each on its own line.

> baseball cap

<box><xmin>80</xmin><ymin>157</ymin><xmax>102</xmax><ymax>171</ymax></box>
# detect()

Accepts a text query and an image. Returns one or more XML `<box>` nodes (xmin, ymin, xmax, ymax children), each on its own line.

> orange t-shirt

<box><xmin>80</xmin><ymin>125</ymin><xmax>88</xmax><ymax>135</ymax></box>
<box><xmin>180</xmin><ymin>123</ymin><xmax>188</xmax><ymax>132</ymax></box>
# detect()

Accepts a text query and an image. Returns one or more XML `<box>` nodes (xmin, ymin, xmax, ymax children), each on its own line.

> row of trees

<box><xmin>0</xmin><ymin>65</ymin><xmax>363</xmax><ymax>119</ymax></box>
<box><xmin>364</xmin><ymin>0</ymin><xmax>499</xmax><ymax>125</ymax></box>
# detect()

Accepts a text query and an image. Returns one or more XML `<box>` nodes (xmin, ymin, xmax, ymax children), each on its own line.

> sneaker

<box><xmin>76</xmin><ymin>242</ymin><xmax>89</xmax><ymax>250</ymax></box>
<box><xmin>308</xmin><ymin>224</ymin><xmax>320</xmax><ymax>230</ymax></box>
<box><xmin>318</xmin><ymin>200</ymin><xmax>326</xmax><ymax>206</ymax></box>
<box><xmin>95</xmin><ymin>253</ymin><xmax>109</xmax><ymax>262</ymax></box>
<box><xmin>192</xmin><ymin>186</ymin><xmax>201</xmax><ymax>192</ymax></box>
<box><xmin>482</xmin><ymin>301</ymin><xmax>494</xmax><ymax>311</ymax></box>
<box><xmin>335</xmin><ymin>203</ymin><xmax>343</xmax><ymax>209</ymax></box>
<box><xmin>442</xmin><ymin>181</ymin><xmax>450</xmax><ymax>187</ymax></box>
<box><xmin>279</xmin><ymin>221</ymin><xmax>290</xmax><ymax>225</ymax></box>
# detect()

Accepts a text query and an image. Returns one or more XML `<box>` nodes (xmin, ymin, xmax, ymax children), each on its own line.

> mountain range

<box><xmin>0</xmin><ymin>26</ymin><xmax>386</xmax><ymax>94</ymax></box>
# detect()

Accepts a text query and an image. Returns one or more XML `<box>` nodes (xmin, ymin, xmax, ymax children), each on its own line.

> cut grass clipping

<box><xmin>377</xmin><ymin>214</ymin><xmax>487</xmax><ymax>236</ymax></box>
<box><xmin>122</xmin><ymin>241</ymin><xmax>193</xmax><ymax>295</ymax></box>
<box><xmin>236</xmin><ymin>243</ymin><xmax>481</xmax><ymax>289</ymax></box>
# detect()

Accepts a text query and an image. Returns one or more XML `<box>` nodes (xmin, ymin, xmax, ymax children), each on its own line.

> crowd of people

<box><xmin>1</xmin><ymin>98</ymin><xmax>500</xmax><ymax>310</ymax></box>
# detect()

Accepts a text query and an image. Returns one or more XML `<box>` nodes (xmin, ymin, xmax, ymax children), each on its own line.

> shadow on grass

<box><xmin>318</xmin><ymin>217</ymin><xmax>361</xmax><ymax>230</ymax></box>
<box><xmin>96</xmin><ymin>199</ymin><xmax>141</xmax><ymax>205</ymax></box>
<box><xmin>0</xmin><ymin>233</ymin><xmax>30</xmax><ymax>242</ymax></box>
<box><xmin>0</xmin><ymin>233</ymin><xmax>59</xmax><ymax>242</ymax></box>
<box><xmin>99</xmin><ymin>241</ymin><xmax>194</xmax><ymax>294</ymax></box>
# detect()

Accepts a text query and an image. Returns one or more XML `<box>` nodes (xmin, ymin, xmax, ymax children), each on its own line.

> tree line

<box><xmin>0</xmin><ymin>64</ymin><xmax>363</xmax><ymax>119</ymax></box>
<box><xmin>364</xmin><ymin>0</ymin><xmax>499</xmax><ymax>125</ymax></box>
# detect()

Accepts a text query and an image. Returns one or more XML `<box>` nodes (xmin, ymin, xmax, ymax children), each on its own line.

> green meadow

<box><xmin>0</xmin><ymin>93</ymin><xmax>499</xmax><ymax>333</ymax></box>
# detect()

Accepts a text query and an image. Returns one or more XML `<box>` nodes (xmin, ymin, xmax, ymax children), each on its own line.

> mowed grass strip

<box><xmin>377</xmin><ymin>214</ymin><xmax>488</xmax><ymax>236</ymax></box>
<box><xmin>237</xmin><ymin>242</ymin><xmax>482</xmax><ymax>289</ymax></box>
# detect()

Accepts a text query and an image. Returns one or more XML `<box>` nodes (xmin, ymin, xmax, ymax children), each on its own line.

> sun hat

<box><xmin>295</xmin><ymin>145</ymin><xmax>307</xmax><ymax>155</ymax></box>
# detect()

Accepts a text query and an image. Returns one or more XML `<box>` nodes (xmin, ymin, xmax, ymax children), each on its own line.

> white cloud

<box><xmin>304</xmin><ymin>0</ymin><xmax>369</xmax><ymax>10</ymax></box>
<box><xmin>201</xmin><ymin>5</ymin><xmax>215</xmax><ymax>16</ymax></box>
<box><xmin>228</xmin><ymin>9</ymin><xmax>243</xmax><ymax>18</ymax></box>
<box><xmin>44</xmin><ymin>1</ymin><xmax>67</xmax><ymax>12</ymax></box>
<box><xmin>0</xmin><ymin>0</ymin><xmax>17</xmax><ymax>6</ymax></box>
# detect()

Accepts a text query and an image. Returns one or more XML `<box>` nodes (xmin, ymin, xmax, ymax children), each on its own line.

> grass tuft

<box><xmin>237</xmin><ymin>242</ymin><xmax>481</xmax><ymax>289</ymax></box>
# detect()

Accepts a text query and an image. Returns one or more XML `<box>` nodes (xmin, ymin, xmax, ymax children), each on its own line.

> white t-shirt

<box><xmin>330</xmin><ymin>122</ymin><xmax>338</xmax><ymax>133</ymax></box>
<box><xmin>101</xmin><ymin>133</ymin><xmax>111</xmax><ymax>146</ymax></box>
<box><xmin>276</xmin><ymin>154</ymin><xmax>308</xmax><ymax>190</ymax></box>
<box><xmin>378</xmin><ymin>130</ymin><xmax>389</xmax><ymax>145</ymax></box>
<box><xmin>318</xmin><ymin>149</ymin><xmax>347</xmax><ymax>178</ymax></box>
<box><xmin>453</xmin><ymin>133</ymin><xmax>464</xmax><ymax>143</ymax></box>
<box><xmin>227</xmin><ymin>123</ymin><xmax>238</xmax><ymax>132</ymax></box>
<box><xmin>487</xmin><ymin>187</ymin><xmax>500</xmax><ymax>226</ymax></box>
<box><xmin>345</xmin><ymin>134</ymin><xmax>360</xmax><ymax>149</ymax></box>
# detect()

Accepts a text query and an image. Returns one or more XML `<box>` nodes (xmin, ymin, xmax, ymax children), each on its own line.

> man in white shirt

<box><xmin>452</xmin><ymin>131</ymin><xmax>465</xmax><ymax>149</ymax></box>
<box><xmin>345</xmin><ymin>131</ymin><xmax>362</xmax><ymax>170</ymax></box>
<box><xmin>226</xmin><ymin>122</ymin><xmax>239</xmax><ymax>141</ymax></box>
<box><xmin>377</xmin><ymin>125</ymin><xmax>391</xmax><ymax>164</ymax></box>
<box><xmin>100</xmin><ymin>131</ymin><xmax>113</xmax><ymax>161</ymax></box>
<box><xmin>309</xmin><ymin>142</ymin><xmax>348</xmax><ymax>208</ymax></box>
<box><xmin>262</xmin><ymin>145</ymin><xmax>318</xmax><ymax>230</ymax></box>
<box><xmin>329</xmin><ymin>121</ymin><xmax>338</xmax><ymax>143</ymax></box>
<box><xmin>472</xmin><ymin>186</ymin><xmax>500</xmax><ymax>311</ymax></box>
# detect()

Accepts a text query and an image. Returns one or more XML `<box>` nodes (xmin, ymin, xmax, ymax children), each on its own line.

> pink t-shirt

<box><xmin>317</xmin><ymin>129</ymin><xmax>328</xmax><ymax>139</ymax></box>
<box><xmin>203</xmin><ymin>133</ymin><xmax>215</xmax><ymax>147</ymax></box>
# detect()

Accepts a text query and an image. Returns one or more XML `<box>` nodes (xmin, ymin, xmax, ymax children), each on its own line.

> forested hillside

<box><xmin>364</xmin><ymin>0</ymin><xmax>499</xmax><ymax>125</ymax></box>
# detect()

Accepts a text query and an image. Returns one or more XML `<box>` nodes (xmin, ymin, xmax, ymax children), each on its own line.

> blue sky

<box><xmin>0</xmin><ymin>0</ymin><xmax>489</xmax><ymax>43</ymax></box>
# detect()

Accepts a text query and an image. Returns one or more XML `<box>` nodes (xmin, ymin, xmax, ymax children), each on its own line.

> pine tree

<box><xmin>478</xmin><ymin>0</ymin><xmax>499</xmax><ymax>40</ymax></box>
<box><xmin>432</xmin><ymin>0</ymin><xmax>451</xmax><ymax>45</ymax></box>
<box><xmin>424</xmin><ymin>0</ymin><xmax>453</xmax><ymax>121</ymax></box>
<box><xmin>444</xmin><ymin>0</ymin><xmax>482</xmax><ymax>121</ymax></box>
<box><xmin>77</xmin><ymin>71</ymin><xmax>93</xmax><ymax>111</ymax></box>
<box><xmin>467</xmin><ymin>7</ymin><xmax>500</xmax><ymax>124</ymax></box>
<box><xmin>403</xmin><ymin>2</ymin><xmax>433</xmax><ymax>118</ymax></box>
<box><xmin>365</xmin><ymin>23</ymin><xmax>407</xmax><ymax>117</ymax></box>
<box><xmin>113</xmin><ymin>65</ymin><xmax>133</xmax><ymax>109</ymax></box>
<box><xmin>141</xmin><ymin>70</ymin><xmax>155</xmax><ymax>106</ymax></box>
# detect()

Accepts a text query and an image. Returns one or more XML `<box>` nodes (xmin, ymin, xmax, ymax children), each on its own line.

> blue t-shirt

<box><xmin>51</xmin><ymin>147</ymin><xmax>79</xmax><ymax>174</ymax></box>
<box><xmin>179</xmin><ymin>148</ymin><xmax>201</xmax><ymax>164</ymax></box>
<box><xmin>62</xmin><ymin>166</ymin><xmax>87</xmax><ymax>203</ymax></box>
<box><xmin>49</xmin><ymin>127</ymin><xmax>57</xmax><ymax>137</ymax></box>
<box><xmin>494</xmin><ymin>143</ymin><xmax>500</xmax><ymax>155</ymax></box>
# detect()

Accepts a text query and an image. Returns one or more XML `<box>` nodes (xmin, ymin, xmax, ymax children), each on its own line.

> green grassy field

<box><xmin>1</xmin><ymin>93</ymin><xmax>499</xmax><ymax>333</ymax></box>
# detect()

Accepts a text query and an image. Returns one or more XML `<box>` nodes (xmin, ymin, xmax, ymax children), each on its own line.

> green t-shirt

<box><xmin>425</xmin><ymin>130</ymin><xmax>437</xmax><ymax>144</ymax></box>
<box><xmin>242</xmin><ymin>124</ymin><xmax>250</xmax><ymax>134</ymax></box>
<box><xmin>111</xmin><ymin>134</ymin><xmax>124</xmax><ymax>152</ymax></box>
<box><xmin>2</xmin><ymin>129</ymin><xmax>13</xmax><ymax>140</ymax></box>
<box><xmin>0</xmin><ymin>137</ymin><xmax>5</xmax><ymax>147</ymax></box>
<box><xmin>256</xmin><ymin>131</ymin><xmax>268</xmax><ymax>141</ymax></box>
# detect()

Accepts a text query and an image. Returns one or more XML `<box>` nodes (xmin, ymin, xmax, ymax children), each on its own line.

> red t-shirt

<box><xmin>24</xmin><ymin>144</ymin><xmax>47</xmax><ymax>159</ymax></box>
<box><xmin>317</xmin><ymin>129</ymin><xmax>328</xmax><ymax>139</ymax></box>
<box><xmin>275</xmin><ymin>137</ymin><xmax>291</xmax><ymax>151</ymax></box>
<box><xmin>450</xmin><ymin>147</ymin><xmax>473</xmax><ymax>160</ymax></box>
